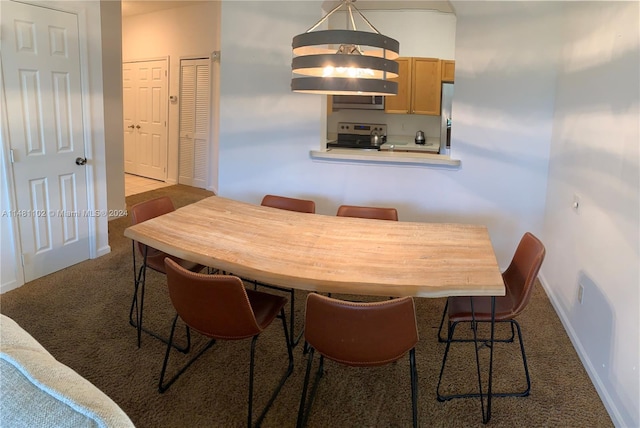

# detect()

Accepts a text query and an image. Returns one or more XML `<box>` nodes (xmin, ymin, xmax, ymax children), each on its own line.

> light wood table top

<box><xmin>124</xmin><ymin>196</ymin><xmax>504</xmax><ymax>298</ymax></box>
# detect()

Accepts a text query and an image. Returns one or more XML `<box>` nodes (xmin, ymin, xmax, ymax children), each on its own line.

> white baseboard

<box><xmin>0</xmin><ymin>279</ymin><xmax>22</xmax><ymax>294</ymax></box>
<box><xmin>538</xmin><ymin>273</ymin><xmax>624</xmax><ymax>427</ymax></box>
<box><xmin>94</xmin><ymin>245</ymin><xmax>111</xmax><ymax>258</ymax></box>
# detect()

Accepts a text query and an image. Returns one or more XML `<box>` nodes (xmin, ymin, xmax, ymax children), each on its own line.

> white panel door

<box><xmin>178</xmin><ymin>58</ymin><xmax>210</xmax><ymax>188</ymax></box>
<box><xmin>122</xmin><ymin>60</ymin><xmax>167</xmax><ymax>180</ymax></box>
<box><xmin>1</xmin><ymin>1</ymin><xmax>89</xmax><ymax>282</ymax></box>
<box><xmin>122</xmin><ymin>63</ymin><xmax>136</xmax><ymax>173</ymax></box>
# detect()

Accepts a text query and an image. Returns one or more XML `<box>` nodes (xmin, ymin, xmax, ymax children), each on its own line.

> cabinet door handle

<box><xmin>127</xmin><ymin>124</ymin><xmax>135</xmax><ymax>129</ymax></box>
<box><xmin>136</xmin><ymin>125</ymin><xmax>141</xmax><ymax>129</ymax></box>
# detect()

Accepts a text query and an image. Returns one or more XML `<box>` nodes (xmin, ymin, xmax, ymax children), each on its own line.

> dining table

<box><xmin>124</xmin><ymin>195</ymin><xmax>505</xmax><ymax>423</ymax></box>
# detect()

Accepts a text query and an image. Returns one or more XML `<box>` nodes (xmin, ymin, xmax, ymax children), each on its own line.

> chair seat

<box><xmin>246</xmin><ymin>289</ymin><xmax>288</xmax><ymax>330</ymax></box>
<box><xmin>146</xmin><ymin>249</ymin><xmax>204</xmax><ymax>274</ymax></box>
<box><xmin>447</xmin><ymin>290</ymin><xmax>518</xmax><ymax>323</ymax></box>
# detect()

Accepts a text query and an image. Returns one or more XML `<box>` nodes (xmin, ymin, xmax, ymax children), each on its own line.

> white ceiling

<box><xmin>323</xmin><ymin>1</ymin><xmax>454</xmax><ymax>13</ymax></box>
<box><xmin>121</xmin><ymin>1</ymin><xmax>205</xmax><ymax>17</ymax></box>
<box><xmin>121</xmin><ymin>1</ymin><xmax>454</xmax><ymax>18</ymax></box>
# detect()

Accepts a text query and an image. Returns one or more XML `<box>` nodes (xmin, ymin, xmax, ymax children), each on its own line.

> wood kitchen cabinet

<box><xmin>385</xmin><ymin>57</ymin><xmax>442</xmax><ymax>116</ymax></box>
<box><xmin>384</xmin><ymin>57</ymin><xmax>411</xmax><ymax>114</ymax></box>
<box><xmin>441</xmin><ymin>59</ymin><xmax>455</xmax><ymax>83</ymax></box>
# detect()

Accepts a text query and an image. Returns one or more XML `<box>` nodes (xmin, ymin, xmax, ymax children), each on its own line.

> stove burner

<box><xmin>328</xmin><ymin>137</ymin><xmax>383</xmax><ymax>150</ymax></box>
<box><xmin>328</xmin><ymin>122</ymin><xmax>388</xmax><ymax>150</ymax></box>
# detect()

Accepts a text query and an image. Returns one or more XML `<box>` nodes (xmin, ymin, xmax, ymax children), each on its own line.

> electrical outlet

<box><xmin>578</xmin><ymin>283</ymin><xmax>584</xmax><ymax>304</ymax></box>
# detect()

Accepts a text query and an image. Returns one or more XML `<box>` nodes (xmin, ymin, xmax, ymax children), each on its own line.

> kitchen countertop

<box><xmin>319</xmin><ymin>134</ymin><xmax>459</xmax><ymax>167</ymax></box>
<box><xmin>310</xmin><ymin>148</ymin><xmax>461</xmax><ymax>168</ymax></box>
<box><xmin>379</xmin><ymin>135</ymin><xmax>440</xmax><ymax>153</ymax></box>
<box><xmin>326</xmin><ymin>134</ymin><xmax>441</xmax><ymax>153</ymax></box>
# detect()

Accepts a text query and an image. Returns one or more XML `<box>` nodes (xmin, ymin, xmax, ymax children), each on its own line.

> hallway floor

<box><xmin>124</xmin><ymin>173</ymin><xmax>171</xmax><ymax>197</ymax></box>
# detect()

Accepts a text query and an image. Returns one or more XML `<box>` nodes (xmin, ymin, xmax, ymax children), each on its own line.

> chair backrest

<box><xmin>261</xmin><ymin>194</ymin><xmax>315</xmax><ymax>213</ymax></box>
<box><xmin>130</xmin><ymin>196</ymin><xmax>175</xmax><ymax>225</ymax></box>
<box><xmin>305</xmin><ymin>293</ymin><xmax>418</xmax><ymax>367</ymax></box>
<box><xmin>336</xmin><ymin>205</ymin><xmax>398</xmax><ymax>221</ymax></box>
<box><xmin>503</xmin><ymin>232</ymin><xmax>546</xmax><ymax>317</ymax></box>
<box><xmin>164</xmin><ymin>258</ymin><xmax>262</xmax><ymax>339</ymax></box>
<box><xmin>130</xmin><ymin>196</ymin><xmax>175</xmax><ymax>256</ymax></box>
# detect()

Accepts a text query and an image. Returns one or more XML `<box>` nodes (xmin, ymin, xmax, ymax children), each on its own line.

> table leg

<box><xmin>469</xmin><ymin>295</ymin><xmax>495</xmax><ymax>424</ymax></box>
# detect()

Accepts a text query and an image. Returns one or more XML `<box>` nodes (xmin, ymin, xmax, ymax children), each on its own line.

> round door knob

<box><xmin>135</xmin><ymin>125</ymin><xmax>141</xmax><ymax>129</ymax></box>
<box><xmin>75</xmin><ymin>157</ymin><xmax>87</xmax><ymax>166</ymax></box>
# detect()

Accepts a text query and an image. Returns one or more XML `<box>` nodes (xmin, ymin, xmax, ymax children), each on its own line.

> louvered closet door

<box><xmin>178</xmin><ymin>59</ymin><xmax>210</xmax><ymax>188</ymax></box>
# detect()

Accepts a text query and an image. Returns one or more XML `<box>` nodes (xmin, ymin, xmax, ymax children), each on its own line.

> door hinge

<box><xmin>9</xmin><ymin>149</ymin><xmax>15</xmax><ymax>164</ymax></box>
<box><xmin>20</xmin><ymin>254</ymin><xmax>25</xmax><ymax>267</ymax></box>
<box><xmin>213</xmin><ymin>51</ymin><xmax>221</xmax><ymax>62</ymax></box>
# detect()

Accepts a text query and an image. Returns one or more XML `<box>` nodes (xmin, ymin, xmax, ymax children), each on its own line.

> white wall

<box><xmin>101</xmin><ymin>0</ymin><xmax>125</xmax><ymax>215</ymax></box>
<box><xmin>542</xmin><ymin>2</ymin><xmax>639</xmax><ymax>426</ymax></box>
<box><xmin>122</xmin><ymin>2</ymin><xmax>221</xmax><ymax>191</ymax></box>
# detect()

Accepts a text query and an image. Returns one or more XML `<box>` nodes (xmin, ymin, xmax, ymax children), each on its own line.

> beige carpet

<box><xmin>0</xmin><ymin>185</ymin><xmax>613</xmax><ymax>427</ymax></box>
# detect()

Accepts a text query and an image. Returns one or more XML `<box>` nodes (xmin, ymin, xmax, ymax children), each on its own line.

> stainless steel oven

<box><xmin>332</xmin><ymin>95</ymin><xmax>384</xmax><ymax>110</ymax></box>
<box><xmin>327</xmin><ymin>122</ymin><xmax>387</xmax><ymax>150</ymax></box>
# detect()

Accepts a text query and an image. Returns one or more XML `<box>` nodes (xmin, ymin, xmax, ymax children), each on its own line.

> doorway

<box><xmin>122</xmin><ymin>59</ymin><xmax>168</xmax><ymax>181</ymax></box>
<box><xmin>120</xmin><ymin>2</ymin><xmax>219</xmax><ymax>194</ymax></box>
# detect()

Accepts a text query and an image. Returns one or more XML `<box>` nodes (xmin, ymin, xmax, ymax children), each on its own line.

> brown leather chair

<box><xmin>129</xmin><ymin>196</ymin><xmax>205</xmax><ymax>348</ymax></box>
<box><xmin>436</xmin><ymin>232</ymin><xmax>546</xmax><ymax>400</ymax></box>
<box><xmin>334</xmin><ymin>204</ymin><xmax>398</xmax><ymax>301</ymax></box>
<box><xmin>257</xmin><ymin>194</ymin><xmax>316</xmax><ymax>346</ymax></box>
<box><xmin>336</xmin><ymin>204</ymin><xmax>398</xmax><ymax>221</ymax></box>
<box><xmin>160</xmin><ymin>258</ymin><xmax>294</xmax><ymax>428</ymax></box>
<box><xmin>297</xmin><ymin>293</ymin><xmax>419</xmax><ymax>427</ymax></box>
<box><xmin>261</xmin><ymin>194</ymin><xmax>315</xmax><ymax>213</ymax></box>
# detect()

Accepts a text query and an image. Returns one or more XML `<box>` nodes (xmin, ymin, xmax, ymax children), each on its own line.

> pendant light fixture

<box><xmin>291</xmin><ymin>0</ymin><xmax>400</xmax><ymax>96</ymax></box>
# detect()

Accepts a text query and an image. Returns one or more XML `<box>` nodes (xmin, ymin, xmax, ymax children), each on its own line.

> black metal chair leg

<box><xmin>513</xmin><ymin>320</ymin><xmax>531</xmax><ymax>397</ymax></box>
<box><xmin>129</xmin><ymin>244</ymin><xmax>190</xmax><ymax>352</ymax></box>
<box><xmin>409</xmin><ymin>348</ymin><xmax>418</xmax><ymax>428</ymax></box>
<box><xmin>253</xmin><ymin>308</ymin><xmax>295</xmax><ymax>427</ymax></box>
<box><xmin>437</xmin><ymin>319</ymin><xmax>530</xmax><ymax>400</ymax></box>
<box><xmin>297</xmin><ymin>351</ymin><xmax>324</xmax><ymax>428</ymax></box>
<box><xmin>248</xmin><ymin>336</ymin><xmax>258</xmax><ymax>428</ymax></box>
<box><xmin>436</xmin><ymin>320</ymin><xmax>458</xmax><ymax>402</ymax></box>
<box><xmin>297</xmin><ymin>348</ymin><xmax>315</xmax><ymax>428</ymax></box>
<box><xmin>158</xmin><ymin>315</ymin><xmax>214</xmax><ymax>393</ymax></box>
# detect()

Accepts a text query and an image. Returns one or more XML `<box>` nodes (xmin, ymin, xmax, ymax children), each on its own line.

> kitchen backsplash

<box><xmin>327</xmin><ymin>109</ymin><xmax>441</xmax><ymax>139</ymax></box>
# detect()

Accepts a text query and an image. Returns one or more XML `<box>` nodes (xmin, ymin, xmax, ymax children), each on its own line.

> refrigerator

<box><xmin>439</xmin><ymin>83</ymin><xmax>454</xmax><ymax>155</ymax></box>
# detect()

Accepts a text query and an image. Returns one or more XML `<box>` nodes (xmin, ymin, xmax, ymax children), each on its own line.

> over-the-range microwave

<box><xmin>332</xmin><ymin>94</ymin><xmax>384</xmax><ymax>110</ymax></box>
